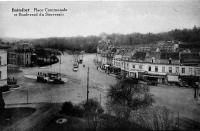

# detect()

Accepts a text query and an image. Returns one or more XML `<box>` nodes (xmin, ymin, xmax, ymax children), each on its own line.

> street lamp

<box><xmin>27</xmin><ymin>86</ymin><xmax>29</xmax><ymax>104</ymax></box>
<box><xmin>86</xmin><ymin>66</ymin><xmax>89</xmax><ymax>103</ymax></box>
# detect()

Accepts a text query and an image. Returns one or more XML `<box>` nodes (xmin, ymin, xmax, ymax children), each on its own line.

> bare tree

<box><xmin>107</xmin><ymin>78</ymin><xmax>154</xmax><ymax>119</ymax></box>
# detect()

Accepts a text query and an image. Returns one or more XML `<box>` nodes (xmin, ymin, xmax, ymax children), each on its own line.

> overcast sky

<box><xmin>0</xmin><ymin>0</ymin><xmax>199</xmax><ymax>38</ymax></box>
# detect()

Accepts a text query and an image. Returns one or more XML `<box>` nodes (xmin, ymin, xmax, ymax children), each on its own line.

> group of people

<box><xmin>194</xmin><ymin>81</ymin><xmax>200</xmax><ymax>101</ymax></box>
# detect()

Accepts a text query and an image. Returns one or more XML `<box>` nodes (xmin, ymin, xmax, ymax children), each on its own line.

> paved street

<box><xmin>3</xmin><ymin>52</ymin><xmax>200</xmax><ymax>124</ymax></box>
<box><xmin>3</xmin><ymin>53</ymin><xmax>116</xmax><ymax>106</ymax></box>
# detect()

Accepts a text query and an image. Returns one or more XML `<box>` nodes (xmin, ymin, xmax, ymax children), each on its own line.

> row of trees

<box><xmin>30</xmin><ymin>36</ymin><xmax>100</xmax><ymax>53</ymax></box>
<box><xmin>31</xmin><ymin>26</ymin><xmax>200</xmax><ymax>52</ymax></box>
<box><xmin>1</xmin><ymin>26</ymin><xmax>199</xmax><ymax>53</ymax></box>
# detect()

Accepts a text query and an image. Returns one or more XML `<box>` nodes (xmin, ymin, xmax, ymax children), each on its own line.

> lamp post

<box><xmin>86</xmin><ymin>66</ymin><xmax>89</xmax><ymax>103</ymax></box>
<box><xmin>27</xmin><ymin>87</ymin><xmax>29</xmax><ymax>104</ymax></box>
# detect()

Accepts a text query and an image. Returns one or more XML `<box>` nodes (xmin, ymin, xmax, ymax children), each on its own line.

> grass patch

<box><xmin>0</xmin><ymin>107</ymin><xmax>36</xmax><ymax>130</ymax></box>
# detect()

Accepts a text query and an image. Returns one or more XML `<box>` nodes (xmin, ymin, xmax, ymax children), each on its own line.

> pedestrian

<box><xmin>197</xmin><ymin>81</ymin><xmax>200</xmax><ymax>97</ymax></box>
<box><xmin>194</xmin><ymin>82</ymin><xmax>200</xmax><ymax>101</ymax></box>
<box><xmin>193</xmin><ymin>82</ymin><xmax>197</xmax><ymax>100</ymax></box>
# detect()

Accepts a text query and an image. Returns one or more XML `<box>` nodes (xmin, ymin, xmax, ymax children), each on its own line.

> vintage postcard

<box><xmin>0</xmin><ymin>0</ymin><xmax>200</xmax><ymax>130</ymax></box>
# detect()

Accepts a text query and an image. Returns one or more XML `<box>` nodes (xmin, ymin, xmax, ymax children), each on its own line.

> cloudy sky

<box><xmin>0</xmin><ymin>0</ymin><xmax>199</xmax><ymax>38</ymax></box>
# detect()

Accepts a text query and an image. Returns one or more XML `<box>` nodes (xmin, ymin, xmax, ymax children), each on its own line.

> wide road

<box><xmin>3</xmin><ymin>53</ymin><xmax>117</xmax><ymax>106</ymax></box>
<box><xmin>3</xmin><ymin>52</ymin><xmax>200</xmax><ymax>123</ymax></box>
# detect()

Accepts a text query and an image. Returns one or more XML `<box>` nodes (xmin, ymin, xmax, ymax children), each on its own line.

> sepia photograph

<box><xmin>0</xmin><ymin>0</ymin><xmax>200</xmax><ymax>130</ymax></box>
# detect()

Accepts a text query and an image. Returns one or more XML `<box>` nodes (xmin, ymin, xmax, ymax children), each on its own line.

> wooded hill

<box><xmin>1</xmin><ymin>26</ymin><xmax>200</xmax><ymax>53</ymax></box>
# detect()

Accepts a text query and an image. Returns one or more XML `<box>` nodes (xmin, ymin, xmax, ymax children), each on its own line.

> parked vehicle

<box><xmin>37</xmin><ymin>72</ymin><xmax>64</xmax><ymax>84</ymax></box>
<box><xmin>73</xmin><ymin>67</ymin><xmax>78</xmax><ymax>72</ymax></box>
<box><xmin>73</xmin><ymin>62</ymin><xmax>79</xmax><ymax>72</ymax></box>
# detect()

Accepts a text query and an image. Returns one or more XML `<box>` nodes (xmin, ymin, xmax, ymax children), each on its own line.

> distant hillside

<box><xmin>1</xmin><ymin>26</ymin><xmax>199</xmax><ymax>52</ymax></box>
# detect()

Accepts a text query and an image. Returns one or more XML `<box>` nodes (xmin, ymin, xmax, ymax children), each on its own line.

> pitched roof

<box><xmin>132</xmin><ymin>52</ymin><xmax>146</xmax><ymax>60</ymax></box>
<box><xmin>160</xmin><ymin>52</ymin><xmax>179</xmax><ymax>60</ymax></box>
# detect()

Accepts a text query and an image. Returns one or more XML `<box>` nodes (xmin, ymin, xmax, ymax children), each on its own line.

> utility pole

<box><xmin>178</xmin><ymin>111</ymin><xmax>180</xmax><ymax>129</ymax></box>
<box><xmin>59</xmin><ymin>54</ymin><xmax>61</xmax><ymax>74</ymax></box>
<box><xmin>27</xmin><ymin>87</ymin><xmax>29</xmax><ymax>104</ymax></box>
<box><xmin>87</xmin><ymin>66</ymin><xmax>89</xmax><ymax>103</ymax></box>
<box><xmin>100</xmin><ymin>93</ymin><xmax>101</xmax><ymax>106</ymax></box>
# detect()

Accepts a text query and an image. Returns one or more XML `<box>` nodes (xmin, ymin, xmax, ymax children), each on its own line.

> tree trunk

<box><xmin>0</xmin><ymin>91</ymin><xmax>5</xmax><ymax>113</ymax></box>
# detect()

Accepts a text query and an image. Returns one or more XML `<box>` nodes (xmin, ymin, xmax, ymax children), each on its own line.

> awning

<box><xmin>129</xmin><ymin>69</ymin><xmax>146</xmax><ymax>73</ymax></box>
<box><xmin>147</xmin><ymin>72</ymin><xmax>167</xmax><ymax>76</ymax></box>
<box><xmin>143</xmin><ymin>74</ymin><xmax>166</xmax><ymax>78</ymax></box>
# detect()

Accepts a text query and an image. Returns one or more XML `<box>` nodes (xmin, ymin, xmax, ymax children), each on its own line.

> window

<box><xmin>132</xmin><ymin>65</ymin><xmax>135</xmax><ymax>68</ymax></box>
<box><xmin>148</xmin><ymin>66</ymin><xmax>151</xmax><ymax>71</ymax></box>
<box><xmin>126</xmin><ymin>63</ymin><xmax>129</xmax><ymax>70</ymax></box>
<box><xmin>176</xmin><ymin>67</ymin><xmax>179</xmax><ymax>73</ymax></box>
<box><xmin>155</xmin><ymin>66</ymin><xmax>158</xmax><ymax>72</ymax></box>
<box><xmin>139</xmin><ymin>65</ymin><xmax>143</xmax><ymax>69</ymax></box>
<box><xmin>196</xmin><ymin>68</ymin><xmax>200</xmax><ymax>76</ymax></box>
<box><xmin>182</xmin><ymin>68</ymin><xmax>185</xmax><ymax>74</ymax></box>
<box><xmin>162</xmin><ymin>67</ymin><xmax>165</xmax><ymax>73</ymax></box>
<box><xmin>169</xmin><ymin>59</ymin><xmax>172</xmax><ymax>64</ymax></box>
<box><xmin>169</xmin><ymin>67</ymin><xmax>172</xmax><ymax>73</ymax></box>
<box><xmin>189</xmin><ymin>68</ymin><xmax>193</xmax><ymax>75</ymax></box>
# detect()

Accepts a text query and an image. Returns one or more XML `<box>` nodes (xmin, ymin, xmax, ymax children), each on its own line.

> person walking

<box><xmin>194</xmin><ymin>82</ymin><xmax>200</xmax><ymax>101</ymax></box>
<box><xmin>194</xmin><ymin>82</ymin><xmax>198</xmax><ymax>100</ymax></box>
<box><xmin>197</xmin><ymin>81</ymin><xmax>200</xmax><ymax>98</ymax></box>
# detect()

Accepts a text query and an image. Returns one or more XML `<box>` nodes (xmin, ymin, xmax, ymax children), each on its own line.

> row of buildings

<box><xmin>7</xmin><ymin>43</ymin><xmax>34</xmax><ymax>68</ymax></box>
<box><xmin>0</xmin><ymin>50</ymin><xmax>7</xmax><ymax>87</ymax></box>
<box><xmin>7</xmin><ymin>43</ymin><xmax>60</xmax><ymax>70</ymax></box>
<box><xmin>96</xmin><ymin>40</ymin><xmax>200</xmax><ymax>84</ymax></box>
<box><xmin>0</xmin><ymin>42</ymin><xmax>61</xmax><ymax>88</ymax></box>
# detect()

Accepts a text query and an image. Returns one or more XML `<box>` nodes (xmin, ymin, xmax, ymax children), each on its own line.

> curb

<box><xmin>2</xmin><ymin>85</ymin><xmax>22</xmax><ymax>94</ymax></box>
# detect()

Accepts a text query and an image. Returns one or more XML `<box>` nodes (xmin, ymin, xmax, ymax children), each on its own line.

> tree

<box><xmin>107</xmin><ymin>78</ymin><xmax>154</xmax><ymax>118</ymax></box>
<box><xmin>130</xmin><ymin>106</ymin><xmax>175</xmax><ymax>130</ymax></box>
<box><xmin>0</xmin><ymin>91</ymin><xmax>5</xmax><ymax>113</ymax></box>
<box><xmin>81</xmin><ymin>98</ymin><xmax>104</xmax><ymax>131</ymax></box>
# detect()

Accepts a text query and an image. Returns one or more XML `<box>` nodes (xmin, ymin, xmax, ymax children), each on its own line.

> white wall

<box><xmin>0</xmin><ymin>50</ymin><xmax>7</xmax><ymax>86</ymax></box>
<box><xmin>0</xmin><ymin>66</ymin><xmax>7</xmax><ymax>80</ymax></box>
<box><xmin>0</xmin><ymin>50</ymin><xmax>7</xmax><ymax>65</ymax></box>
<box><xmin>113</xmin><ymin>58</ymin><xmax>199</xmax><ymax>77</ymax></box>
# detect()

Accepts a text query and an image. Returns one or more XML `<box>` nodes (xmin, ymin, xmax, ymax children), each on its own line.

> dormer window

<box><xmin>169</xmin><ymin>58</ymin><xmax>172</xmax><ymax>64</ymax></box>
<box><xmin>152</xmin><ymin>57</ymin><xmax>155</xmax><ymax>63</ymax></box>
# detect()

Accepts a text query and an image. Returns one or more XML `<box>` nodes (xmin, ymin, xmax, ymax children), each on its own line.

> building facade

<box><xmin>7</xmin><ymin>43</ymin><xmax>33</xmax><ymax>67</ymax></box>
<box><xmin>0</xmin><ymin>50</ymin><xmax>7</xmax><ymax>86</ymax></box>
